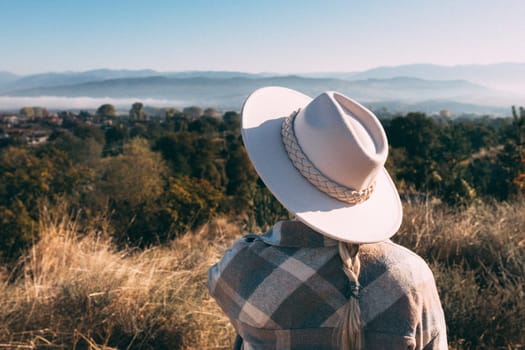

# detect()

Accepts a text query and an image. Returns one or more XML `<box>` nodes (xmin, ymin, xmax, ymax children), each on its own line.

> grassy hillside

<box><xmin>0</xmin><ymin>200</ymin><xmax>524</xmax><ymax>349</ymax></box>
<box><xmin>0</xmin><ymin>208</ymin><xmax>239</xmax><ymax>349</ymax></box>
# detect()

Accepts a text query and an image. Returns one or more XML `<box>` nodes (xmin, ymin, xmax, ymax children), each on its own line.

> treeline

<box><xmin>385</xmin><ymin>106</ymin><xmax>525</xmax><ymax>204</ymax></box>
<box><xmin>0</xmin><ymin>105</ymin><xmax>524</xmax><ymax>263</ymax></box>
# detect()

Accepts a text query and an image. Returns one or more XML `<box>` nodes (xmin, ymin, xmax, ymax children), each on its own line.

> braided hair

<box><xmin>337</xmin><ymin>242</ymin><xmax>363</xmax><ymax>349</ymax></box>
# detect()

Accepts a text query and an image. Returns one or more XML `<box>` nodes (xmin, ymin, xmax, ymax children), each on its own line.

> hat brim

<box><xmin>241</xmin><ymin>86</ymin><xmax>402</xmax><ymax>243</ymax></box>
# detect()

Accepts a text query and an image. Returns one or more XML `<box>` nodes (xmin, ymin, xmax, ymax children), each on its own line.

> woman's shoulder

<box><xmin>362</xmin><ymin>239</ymin><xmax>432</xmax><ymax>267</ymax></box>
<box><xmin>359</xmin><ymin>240</ymin><xmax>446</xmax><ymax>347</ymax></box>
<box><xmin>359</xmin><ymin>240</ymin><xmax>436</xmax><ymax>290</ymax></box>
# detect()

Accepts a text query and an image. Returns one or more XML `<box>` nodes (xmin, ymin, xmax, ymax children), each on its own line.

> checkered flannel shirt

<box><xmin>208</xmin><ymin>221</ymin><xmax>447</xmax><ymax>350</ymax></box>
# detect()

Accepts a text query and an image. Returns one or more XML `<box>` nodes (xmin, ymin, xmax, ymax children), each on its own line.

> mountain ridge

<box><xmin>1</xmin><ymin>63</ymin><xmax>523</xmax><ymax>114</ymax></box>
<box><xmin>305</xmin><ymin>62</ymin><xmax>525</xmax><ymax>92</ymax></box>
<box><xmin>3</xmin><ymin>62</ymin><xmax>525</xmax><ymax>90</ymax></box>
<box><xmin>3</xmin><ymin>75</ymin><xmax>493</xmax><ymax>101</ymax></box>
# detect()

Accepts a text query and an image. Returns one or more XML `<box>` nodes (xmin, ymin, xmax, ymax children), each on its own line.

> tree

<box><xmin>33</xmin><ymin>107</ymin><xmax>49</xmax><ymax>118</ymax></box>
<box><xmin>96</xmin><ymin>104</ymin><xmax>117</xmax><ymax>118</ymax></box>
<box><xmin>78</xmin><ymin>110</ymin><xmax>93</xmax><ymax>121</ymax></box>
<box><xmin>189</xmin><ymin>136</ymin><xmax>224</xmax><ymax>186</ymax></box>
<box><xmin>162</xmin><ymin>175</ymin><xmax>223</xmax><ymax>236</ymax></box>
<box><xmin>97</xmin><ymin>138</ymin><xmax>167</xmax><ymax>208</ymax></box>
<box><xmin>183</xmin><ymin>106</ymin><xmax>203</xmax><ymax>119</ymax></box>
<box><xmin>463</xmin><ymin>120</ymin><xmax>497</xmax><ymax>152</ymax></box>
<box><xmin>154</xmin><ymin>132</ymin><xmax>195</xmax><ymax>176</ymax></box>
<box><xmin>173</xmin><ymin>115</ymin><xmax>190</xmax><ymax>132</ymax></box>
<box><xmin>438</xmin><ymin>123</ymin><xmax>472</xmax><ymax>165</ymax></box>
<box><xmin>224</xmin><ymin>135</ymin><xmax>258</xmax><ymax>212</ymax></box>
<box><xmin>250</xmin><ymin>178</ymin><xmax>290</xmax><ymax>230</ymax></box>
<box><xmin>0</xmin><ymin>147</ymin><xmax>45</xmax><ymax>260</ymax></box>
<box><xmin>130</xmin><ymin>102</ymin><xmax>145</xmax><ymax>120</ymax></box>
<box><xmin>204</xmin><ymin>107</ymin><xmax>219</xmax><ymax>118</ymax></box>
<box><xmin>385</xmin><ymin>113</ymin><xmax>442</xmax><ymax>192</ymax></box>
<box><xmin>93</xmin><ymin>138</ymin><xmax>169</xmax><ymax>245</ymax></box>
<box><xmin>188</xmin><ymin>115</ymin><xmax>221</xmax><ymax>134</ymax></box>
<box><xmin>73</xmin><ymin>124</ymin><xmax>105</xmax><ymax>144</ymax></box>
<box><xmin>19</xmin><ymin>106</ymin><xmax>35</xmax><ymax>119</ymax></box>
<box><xmin>163</xmin><ymin>107</ymin><xmax>181</xmax><ymax>120</ymax></box>
<box><xmin>494</xmin><ymin>106</ymin><xmax>525</xmax><ymax>199</ymax></box>
<box><xmin>222</xmin><ymin>111</ymin><xmax>241</xmax><ymax>133</ymax></box>
<box><xmin>103</xmin><ymin>125</ymin><xmax>128</xmax><ymax>156</ymax></box>
<box><xmin>0</xmin><ymin>200</ymin><xmax>33</xmax><ymax>262</ymax></box>
<box><xmin>0</xmin><ymin>145</ymin><xmax>91</xmax><ymax>261</ymax></box>
<box><xmin>50</xmin><ymin>130</ymin><xmax>103</xmax><ymax>166</ymax></box>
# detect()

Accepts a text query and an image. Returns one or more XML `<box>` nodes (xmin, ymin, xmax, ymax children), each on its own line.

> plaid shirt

<box><xmin>208</xmin><ymin>221</ymin><xmax>447</xmax><ymax>350</ymax></box>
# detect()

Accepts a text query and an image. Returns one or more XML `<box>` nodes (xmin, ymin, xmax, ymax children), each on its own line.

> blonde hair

<box><xmin>336</xmin><ymin>242</ymin><xmax>363</xmax><ymax>349</ymax></box>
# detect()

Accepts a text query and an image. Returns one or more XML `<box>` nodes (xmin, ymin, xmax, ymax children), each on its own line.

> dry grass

<box><xmin>0</xmin><ymin>209</ymin><xmax>239</xmax><ymax>349</ymax></box>
<box><xmin>0</xmin><ymin>200</ymin><xmax>524</xmax><ymax>349</ymax></box>
<box><xmin>394</xmin><ymin>199</ymin><xmax>525</xmax><ymax>349</ymax></box>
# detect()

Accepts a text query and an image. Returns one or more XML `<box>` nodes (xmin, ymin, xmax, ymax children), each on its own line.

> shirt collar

<box><xmin>261</xmin><ymin>220</ymin><xmax>338</xmax><ymax>248</ymax></box>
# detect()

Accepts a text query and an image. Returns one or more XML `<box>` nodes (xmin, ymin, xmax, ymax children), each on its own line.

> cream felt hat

<box><xmin>241</xmin><ymin>86</ymin><xmax>402</xmax><ymax>243</ymax></box>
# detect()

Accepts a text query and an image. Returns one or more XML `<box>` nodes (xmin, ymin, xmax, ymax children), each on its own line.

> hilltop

<box><xmin>0</xmin><ymin>200</ymin><xmax>523</xmax><ymax>349</ymax></box>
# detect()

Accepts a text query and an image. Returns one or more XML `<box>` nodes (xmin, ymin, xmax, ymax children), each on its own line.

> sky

<box><xmin>1</xmin><ymin>0</ymin><xmax>525</xmax><ymax>75</ymax></box>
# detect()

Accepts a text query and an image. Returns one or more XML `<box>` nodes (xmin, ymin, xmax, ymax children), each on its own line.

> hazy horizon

<box><xmin>2</xmin><ymin>1</ymin><xmax>524</xmax><ymax>114</ymax></box>
<box><xmin>1</xmin><ymin>61</ymin><xmax>525</xmax><ymax>77</ymax></box>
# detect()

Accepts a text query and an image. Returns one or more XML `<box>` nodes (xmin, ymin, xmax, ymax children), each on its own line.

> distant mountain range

<box><xmin>304</xmin><ymin>63</ymin><xmax>525</xmax><ymax>91</ymax></box>
<box><xmin>1</xmin><ymin>63</ymin><xmax>524</xmax><ymax>115</ymax></box>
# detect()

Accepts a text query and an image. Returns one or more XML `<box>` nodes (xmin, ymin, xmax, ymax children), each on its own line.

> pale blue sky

<box><xmin>1</xmin><ymin>0</ymin><xmax>525</xmax><ymax>75</ymax></box>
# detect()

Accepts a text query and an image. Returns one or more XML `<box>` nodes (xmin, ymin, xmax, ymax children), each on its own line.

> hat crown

<box><xmin>293</xmin><ymin>92</ymin><xmax>388</xmax><ymax>191</ymax></box>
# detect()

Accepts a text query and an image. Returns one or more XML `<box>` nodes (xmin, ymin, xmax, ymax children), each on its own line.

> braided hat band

<box><xmin>281</xmin><ymin>110</ymin><xmax>375</xmax><ymax>205</ymax></box>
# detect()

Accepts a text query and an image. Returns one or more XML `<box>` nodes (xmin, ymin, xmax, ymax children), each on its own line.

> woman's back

<box><xmin>208</xmin><ymin>221</ymin><xmax>447</xmax><ymax>350</ymax></box>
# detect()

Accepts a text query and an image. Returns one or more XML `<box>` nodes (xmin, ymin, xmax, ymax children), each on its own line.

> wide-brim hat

<box><xmin>241</xmin><ymin>86</ymin><xmax>402</xmax><ymax>243</ymax></box>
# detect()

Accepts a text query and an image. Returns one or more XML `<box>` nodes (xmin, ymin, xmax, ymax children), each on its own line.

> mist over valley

<box><xmin>1</xmin><ymin>63</ymin><xmax>524</xmax><ymax>115</ymax></box>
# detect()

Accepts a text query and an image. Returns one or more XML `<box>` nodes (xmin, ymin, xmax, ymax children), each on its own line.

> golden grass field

<box><xmin>0</xmin><ymin>200</ymin><xmax>524</xmax><ymax>349</ymax></box>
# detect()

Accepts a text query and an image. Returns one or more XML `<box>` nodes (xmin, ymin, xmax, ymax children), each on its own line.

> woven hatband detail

<box><xmin>281</xmin><ymin>110</ymin><xmax>375</xmax><ymax>205</ymax></box>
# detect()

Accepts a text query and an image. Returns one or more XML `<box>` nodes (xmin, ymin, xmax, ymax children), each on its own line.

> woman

<box><xmin>208</xmin><ymin>87</ymin><xmax>447</xmax><ymax>349</ymax></box>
